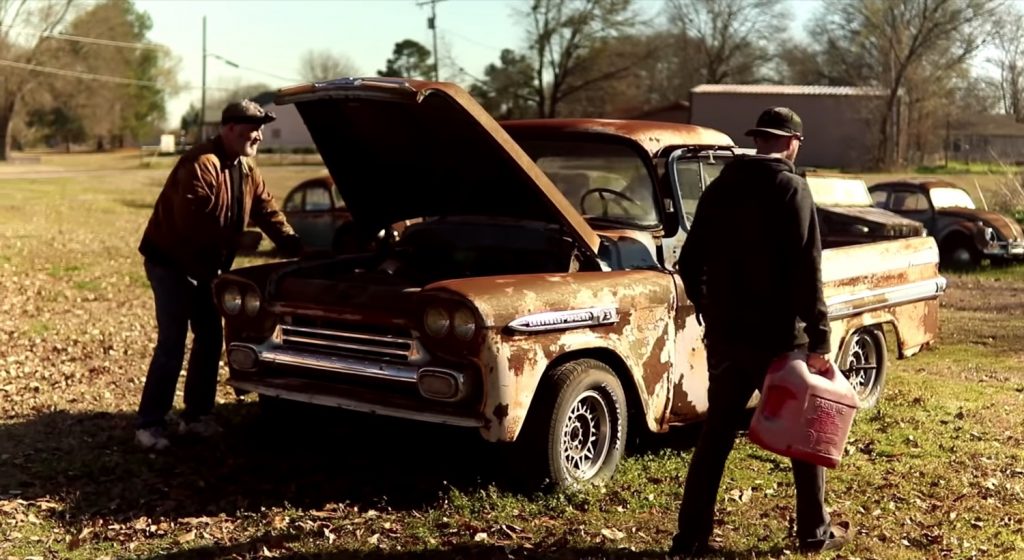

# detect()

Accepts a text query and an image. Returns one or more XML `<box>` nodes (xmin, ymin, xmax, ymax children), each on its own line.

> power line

<box><xmin>0</xmin><ymin>24</ymin><xmax>168</xmax><ymax>51</ymax></box>
<box><xmin>439</xmin><ymin>27</ymin><xmax>504</xmax><ymax>52</ymax></box>
<box><xmin>0</xmin><ymin>58</ymin><xmax>160</xmax><ymax>87</ymax></box>
<box><xmin>0</xmin><ymin>57</ymin><xmax>233</xmax><ymax>91</ymax></box>
<box><xmin>207</xmin><ymin>53</ymin><xmax>300</xmax><ymax>84</ymax></box>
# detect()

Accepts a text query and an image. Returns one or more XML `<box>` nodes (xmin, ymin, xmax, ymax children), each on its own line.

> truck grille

<box><xmin>280</xmin><ymin>318</ymin><xmax>415</xmax><ymax>363</ymax></box>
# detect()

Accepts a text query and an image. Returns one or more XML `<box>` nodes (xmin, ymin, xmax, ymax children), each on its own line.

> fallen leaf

<box><xmin>473</xmin><ymin>532</ymin><xmax>489</xmax><ymax>542</ymax></box>
<box><xmin>600</xmin><ymin>528</ymin><xmax>626</xmax><ymax>540</ymax></box>
<box><xmin>177</xmin><ymin>530</ymin><xmax>196</xmax><ymax>543</ymax></box>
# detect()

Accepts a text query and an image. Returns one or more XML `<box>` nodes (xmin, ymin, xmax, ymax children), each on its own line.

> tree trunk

<box><xmin>0</xmin><ymin>100</ymin><xmax>15</xmax><ymax>162</ymax></box>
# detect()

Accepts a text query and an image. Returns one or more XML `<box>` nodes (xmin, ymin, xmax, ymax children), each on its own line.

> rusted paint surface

<box><xmin>428</xmin><ymin>271</ymin><xmax>673</xmax><ymax>328</ymax></box>
<box><xmin>463</xmin><ymin>270</ymin><xmax>679</xmax><ymax>442</ymax></box>
<box><xmin>500</xmin><ymin>118</ymin><xmax>737</xmax><ymax>158</ymax></box>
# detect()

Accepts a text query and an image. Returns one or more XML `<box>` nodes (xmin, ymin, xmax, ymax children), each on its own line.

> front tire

<box><xmin>840</xmin><ymin>328</ymin><xmax>887</xmax><ymax>409</ymax></box>
<box><xmin>523</xmin><ymin>359</ymin><xmax>627</xmax><ymax>489</ymax></box>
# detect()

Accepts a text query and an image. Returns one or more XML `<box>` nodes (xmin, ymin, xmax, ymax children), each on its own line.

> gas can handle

<box><xmin>805</xmin><ymin>351</ymin><xmax>836</xmax><ymax>378</ymax></box>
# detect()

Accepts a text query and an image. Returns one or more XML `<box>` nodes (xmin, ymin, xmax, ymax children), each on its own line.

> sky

<box><xmin>132</xmin><ymin>0</ymin><xmax>822</xmax><ymax>129</ymax></box>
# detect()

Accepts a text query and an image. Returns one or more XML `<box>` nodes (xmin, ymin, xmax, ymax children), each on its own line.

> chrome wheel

<box><xmin>560</xmin><ymin>389</ymin><xmax>612</xmax><ymax>481</ymax></box>
<box><xmin>841</xmin><ymin>328</ymin><xmax>887</xmax><ymax>409</ymax></box>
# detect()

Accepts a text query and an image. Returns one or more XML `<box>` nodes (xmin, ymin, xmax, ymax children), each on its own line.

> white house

<box><xmin>259</xmin><ymin>100</ymin><xmax>315</xmax><ymax>151</ymax></box>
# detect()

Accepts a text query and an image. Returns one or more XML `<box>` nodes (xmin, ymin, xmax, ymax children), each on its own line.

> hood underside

<box><xmin>273</xmin><ymin>77</ymin><xmax>600</xmax><ymax>256</ymax></box>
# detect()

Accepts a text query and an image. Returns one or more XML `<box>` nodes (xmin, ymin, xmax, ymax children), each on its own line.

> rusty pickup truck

<box><xmin>212</xmin><ymin>78</ymin><xmax>946</xmax><ymax>489</ymax></box>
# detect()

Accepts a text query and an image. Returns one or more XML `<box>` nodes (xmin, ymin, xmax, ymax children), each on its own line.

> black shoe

<box><xmin>798</xmin><ymin>521</ymin><xmax>850</xmax><ymax>553</ymax></box>
<box><xmin>667</xmin><ymin>541</ymin><xmax>722</xmax><ymax>559</ymax></box>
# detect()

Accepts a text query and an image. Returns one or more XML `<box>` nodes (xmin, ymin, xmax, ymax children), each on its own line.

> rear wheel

<box><xmin>840</xmin><ymin>328</ymin><xmax>887</xmax><ymax>409</ymax></box>
<box><xmin>522</xmin><ymin>359</ymin><xmax>627</xmax><ymax>489</ymax></box>
<box><xmin>941</xmin><ymin>237</ymin><xmax>979</xmax><ymax>269</ymax></box>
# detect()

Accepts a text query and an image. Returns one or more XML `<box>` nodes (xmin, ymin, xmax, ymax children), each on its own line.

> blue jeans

<box><xmin>136</xmin><ymin>259</ymin><xmax>223</xmax><ymax>429</ymax></box>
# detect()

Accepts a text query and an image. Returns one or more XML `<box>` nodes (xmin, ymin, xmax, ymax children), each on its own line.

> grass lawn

<box><xmin>0</xmin><ymin>152</ymin><xmax>1022</xmax><ymax>559</ymax></box>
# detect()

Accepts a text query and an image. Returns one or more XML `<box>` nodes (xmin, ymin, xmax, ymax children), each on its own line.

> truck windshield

<box><xmin>929</xmin><ymin>187</ymin><xmax>976</xmax><ymax>209</ymax></box>
<box><xmin>514</xmin><ymin>139</ymin><xmax>659</xmax><ymax>227</ymax></box>
<box><xmin>806</xmin><ymin>177</ymin><xmax>874</xmax><ymax>206</ymax></box>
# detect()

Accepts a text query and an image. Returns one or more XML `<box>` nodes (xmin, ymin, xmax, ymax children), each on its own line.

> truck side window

<box><xmin>677</xmin><ymin>161</ymin><xmax>703</xmax><ymax>220</ymax></box>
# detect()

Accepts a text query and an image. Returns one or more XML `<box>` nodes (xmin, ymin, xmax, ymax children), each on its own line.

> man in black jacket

<box><xmin>669</xmin><ymin>107</ymin><xmax>849</xmax><ymax>556</ymax></box>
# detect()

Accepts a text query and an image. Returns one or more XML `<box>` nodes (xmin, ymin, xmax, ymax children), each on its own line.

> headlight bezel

<box><xmin>422</xmin><ymin>301</ymin><xmax>480</xmax><ymax>343</ymax></box>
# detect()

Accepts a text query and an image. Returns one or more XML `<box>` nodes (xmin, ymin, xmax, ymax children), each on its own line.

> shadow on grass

<box><xmin>0</xmin><ymin>400</ymin><xmax>706</xmax><ymax>530</ymax></box>
<box><xmin>137</xmin><ymin>540</ymin><xmax>786</xmax><ymax>560</ymax></box>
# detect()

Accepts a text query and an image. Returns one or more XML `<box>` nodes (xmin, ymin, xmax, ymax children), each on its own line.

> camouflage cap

<box><xmin>221</xmin><ymin>99</ymin><xmax>276</xmax><ymax>125</ymax></box>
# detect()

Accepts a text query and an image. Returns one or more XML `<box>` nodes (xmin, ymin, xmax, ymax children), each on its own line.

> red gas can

<box><xmin>747</xmin><ymin>351</ymin><xmax>860</xmax><ymax>468</ymax></box>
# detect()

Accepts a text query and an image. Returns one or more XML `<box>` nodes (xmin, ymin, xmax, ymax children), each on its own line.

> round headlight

<box><xmin>243</xmin><ymin>289</ymin><xmax>261</xmax><ymax>316</ymax></box>
<box><xmin>222</xmin><ymin>285</ymin><xmax>242</xmax><ymax>315</ymax></box>
<box><xmin>452</xmin><ymin>307</ymin><xmax>477</xmax><ymax>340</ymax></box>
<box><xmin>423</xmin><ymin>306</ymin><xmax>450</xmax><ymax>337</ymax></box>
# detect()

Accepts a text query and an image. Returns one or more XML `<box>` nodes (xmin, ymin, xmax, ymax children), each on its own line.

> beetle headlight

<box><xmin>423</xmin><ymin>306</ymin><xmax>450</xmax><ymax>337</ymax></box>
<box><xmin>222</xmin><ymin>285</ymin><xmax>242</xmax><ymax>315</ymax></box>
<box><xmin>452</xmin><ymin>307</ymin><xmax>477</xmax><ymax>341</ymax></box>
<box><xmin>243</xmin><ymin>289</ymin><xmax>261</xmax><ymax>316</ymax></box>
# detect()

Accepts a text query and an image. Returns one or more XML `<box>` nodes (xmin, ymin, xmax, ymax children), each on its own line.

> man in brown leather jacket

<box><xmin>135</xmin><ymin>99</ymin><xmax>303</xmax><ymax>449</ymax></box>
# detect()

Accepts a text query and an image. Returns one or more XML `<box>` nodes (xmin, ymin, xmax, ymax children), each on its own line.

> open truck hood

<box><xmin>273</xmin><ymin>77</ymin><xmax>600</xmax><ymax>257</ymax></box>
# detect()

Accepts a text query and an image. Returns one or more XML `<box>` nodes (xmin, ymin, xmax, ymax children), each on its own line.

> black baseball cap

<box><xmin>221</xmin><ymin>99</ymin><xmax>276</xmax><ymax>125</ymax></box>
<box><xmin>745</xmin><ymin>106</ymin><xmax>803</xmax><ymax>139</ymax></box>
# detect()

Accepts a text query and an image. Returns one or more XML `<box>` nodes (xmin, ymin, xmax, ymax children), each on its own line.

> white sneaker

<box><xmin>135</xmin><ymin>427</ymin><xmax>171</xmax><ymax>450</ymax></box>
<box><xmin>178</xmin><ymin>415</ymin><xmax>223</xmax><ymax>437</ymax></box>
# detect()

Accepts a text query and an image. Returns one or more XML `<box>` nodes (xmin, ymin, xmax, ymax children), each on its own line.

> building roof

<box><xmin>690</xmin><ymin>84</ymin><xmax>888</xmax><ymax>96</ymax></box>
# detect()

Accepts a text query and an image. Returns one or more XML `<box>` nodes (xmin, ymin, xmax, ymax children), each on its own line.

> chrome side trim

<box><xmin>827</xmin><ymin>278</ymin><xmax>947</xmax><ymax>320</ymax></box>
<box><xmin>228</xmin><ymin>380</ymin><xmax>484</xmax><ymax>428</ymax></box>
<box><xmin>508</xmin><ymin>306</ymin><xmax>619</xmax><ymax>333</ymax></box>
<box><xmin>232</xmin><ymin>342</ymin><xmax>418</xmax><ymax>383</ymax></box>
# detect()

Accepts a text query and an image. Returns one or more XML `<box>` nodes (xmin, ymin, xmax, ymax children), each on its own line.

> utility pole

<box><xmin>417</xmin><ymin>0</ymin><xmax>444</xmax><ymax>80</ymax></box>
<box><xmin>199</xmin><ymin>15</ymin><xmax>206</xmax><ymax>143</ymax></box>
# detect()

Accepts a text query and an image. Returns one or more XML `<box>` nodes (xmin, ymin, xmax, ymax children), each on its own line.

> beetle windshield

<box><xmin>514</xmin><ymin>139</ymin><xmax>659</xmax><ymax>227</ymax></box>
<box><xmin>929</xmin><ymin>187</ymin><xmax>976</xmax><ymax>209</ymax></box>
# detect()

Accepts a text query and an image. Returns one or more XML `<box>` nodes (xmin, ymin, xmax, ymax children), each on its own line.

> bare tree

<box><xmin>298</xmin><ymin>48</ymin><xmax>360</xmax><ymax>82</ymax></box>
<box><xmin>666</xmin><ymin>0</ymin><xmax>790</xmax><ymax>84</ymax></box>
<box><xmin>989</xmin><ymin>9</ymin><xmax>1024</xmax><ymax>121</ymax></box>
<box><xmin>521</xmin><ymin>0</ymin><xmax>641</xmax><ymax>117</ymax></box>
<box><xmin>811</xmin><ymin>0</ymin><xmax>1003</xmax><ymax>167</ymax></box>
<box><xmin>0</xmin><ymin>0</ymin><xmax>74</xmax><ymax>159</ymax></box>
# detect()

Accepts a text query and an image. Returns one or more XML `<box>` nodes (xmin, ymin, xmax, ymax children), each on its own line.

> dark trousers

<box><xmin>136</xmin><ymin>259</ymin><xmax>223</xmax><ymax>429</ymax></box>
<box><xmin>672</xmin><ymin>340</ymin><xmax>831</xmax><ymax>551</ymax></box>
